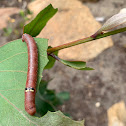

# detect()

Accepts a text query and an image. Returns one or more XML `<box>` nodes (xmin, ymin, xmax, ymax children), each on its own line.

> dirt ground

<box><xmin>1</xmin><ymin>0</ymin><xmax>126</xmax><ymax>126</ymax></box>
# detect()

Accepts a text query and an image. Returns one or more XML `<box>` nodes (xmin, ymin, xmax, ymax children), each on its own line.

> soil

<box><xmin>1</xmin><ymin>0</ymin><xmax>126</xmax><ymax>126</ymax></box>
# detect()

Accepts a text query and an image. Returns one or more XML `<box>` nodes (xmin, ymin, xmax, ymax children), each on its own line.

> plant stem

<box><xmin>47</xmin><ymin>37</ymin><xmax>92</xmax><ymax>54</ymax></box>
<box><xmin>47</xmin><ymin>27</ymin><xmax>126</xmax><ymax>53</ymax></box>
<box><xmin>47</xmin><ymin>52</ymin><xmax>60</xmax><ymax>61</ymax></box>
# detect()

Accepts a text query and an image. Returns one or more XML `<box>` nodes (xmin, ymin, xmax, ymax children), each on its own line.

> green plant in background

<box><xmin>35</xmin><ymin>80</ymin><xmax>70</xmax><ymax>117</ymax></box>
<box><xmin>0</xmin><ymin>4</ymin><xmax>126</xmax><ymax>126</ymax></box>
<box><xmin>19</xmin><ymin>10</ymin><xmax>25</xmax><ymax>17</ymax></box>
<box><xmin>3</xmin><ymin>27</ymin><xmax>13</xmax><ymax>36</ymax></box>
<box><xmin>19</xmin><ymin>9</ymin><xmax>33</xmax><ymax>21</ymax></box>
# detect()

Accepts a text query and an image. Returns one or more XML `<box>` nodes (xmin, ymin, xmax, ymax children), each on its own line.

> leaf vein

<box><xmin>0</xmin><ymin>52</ymin><xmax>27</xmax><ymax>64</ymax></box>
<box><xmin>0</xmin><ymin>92</ymin><xmax>39</xmax><ymax>126</ymax></box>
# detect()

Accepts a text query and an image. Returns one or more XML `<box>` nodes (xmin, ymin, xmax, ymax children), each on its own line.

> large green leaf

<box><xmin>24</xmin><ymin>4</ymin><xmax>58</xmax><ymax>37</ymax></box>
<box><xmin>0</xmin><ymin>38</ymin><xmax>48</xmax><ymax>124</ymax></box>
<box><xmin>0</xmin><ymin>38</ymin><xmax>48</xmax><ymax>89</ymax></box>
<box><xmin>0</xmin><ymin>40</ymin><xmax>83</xmax><ymax>125</ymax></box>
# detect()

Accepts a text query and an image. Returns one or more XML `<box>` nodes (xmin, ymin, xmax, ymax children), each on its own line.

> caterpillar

<box><xmin>22</xmin><ymin>33</ymin><xmax>38</xmax><ymax>115</ymax></box>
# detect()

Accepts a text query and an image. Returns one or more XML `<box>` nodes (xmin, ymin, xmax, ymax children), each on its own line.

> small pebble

<box><xmin>95</xmin><ymin>102</ymin><xmax>101</xmax><ymax>108</ymax></box>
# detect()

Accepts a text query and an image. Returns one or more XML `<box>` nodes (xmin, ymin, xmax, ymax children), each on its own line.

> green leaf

<box><xmin>40</xmin><ymin>111</ymin><xmax>84</xmax><ymax>126</ymax></box>
<box><xmin>35</xmin><ymin>80</ymin><xmax>56</xmax><ymax>117</ymax></box>
<box><xmin>56</xmin><ymin>92</ymin><xmax>70</xmax><ymax>105</ymax></box>
<box><xmin>60</xmin><ymin>59</ymin><xmax>93</xmax><ymax>70</ymax></box>
<box><xmin>35</xmin><ymin>90</ymin><xmax>56</xmax><ymax>117</ymax></box>
<box><xmin>0</xmin><ymin>38</ymin><xmax>48</xmax><ymax>89</ymax></box>
<box><xmin>38</xmin><ymin>80</ymin><xmax>48</xmax><ymax>95</ymax></box>
<box><xmin>35</xmin><ymin>80</ymin><xmax>69</xmax><ymax>117</ymax></box>
<box><xmin>80</xmin><ymin>67</ymin><xmax>94</xmax><ymax>70</ymax></box>
<box><xmin>0</xmin><ymin>38</ymin><xmax>49</xmax><ymax>125</ymax></box>
<box><xmin>24</xmin><ymin>4</ymin><xmax>58</xmax><ymax>37</ymax></box>
<box><xmin>56</xmin><ymin>92</ymin><xmax>70</xmax><ymax>101</ymax></box>
<box><xmin>44</xmin><ymin>47</ymin><xmax>58</xmax><ymax>69</ymax></box>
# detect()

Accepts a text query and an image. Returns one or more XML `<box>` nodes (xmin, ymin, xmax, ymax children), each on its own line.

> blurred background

<box><xmin>1</xmin><ymin>0</ymin><xmax>126</xmax><ymax>126</ymax></box>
